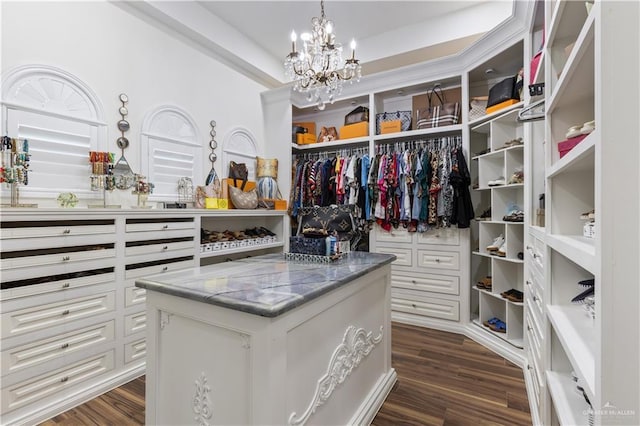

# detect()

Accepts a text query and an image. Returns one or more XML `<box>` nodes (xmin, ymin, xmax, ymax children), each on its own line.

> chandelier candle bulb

<box><xmin>291</xmin><ymin>30</ymin><xmax>297</xmax><ymax>52</ymax></box>
<box><xmin>350</xmin><ymin>39</ymin><xmax>356</xmax><ymax>59</ymax></box>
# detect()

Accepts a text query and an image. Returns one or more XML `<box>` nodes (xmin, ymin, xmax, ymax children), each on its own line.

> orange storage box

<box><xmin>222</xmin><ymin>178</ymin><xmax>257</xmax><ymax>209</ymax></box>
<box><xmin>339</xmin><ymin>122</ymin><xmax>369</xmax><ymax>140</ymax></box>
<box><xmin>293</xmin><ymin>121</ymin><xmax>316</xmax><ymax>137</ymax></box>
<box><xmin>380</xmin><ymin>120</ymin><xmax>402</xmax><ymax>134</ymax></box>
<box><xmin>485</xmin><ymin>99</ymin><xmax>520</xmax><ymax>115</ymax></box>
<box><xmin>296</xmin><ymin>133</ymin><xmax>317</xmax><ymax>145</ymax></box>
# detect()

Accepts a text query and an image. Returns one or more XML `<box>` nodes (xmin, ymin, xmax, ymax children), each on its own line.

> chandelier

<box><xmin>284</xmin><ymin>0</ymin><xmax>362</xmax><ymax>110</ymax></box>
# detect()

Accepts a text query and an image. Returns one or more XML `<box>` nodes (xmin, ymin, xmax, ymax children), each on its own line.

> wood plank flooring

<box><xmin>40</xmin><ymin>322</ymin><xmax>531</xmax><ymax>426</ymax></box>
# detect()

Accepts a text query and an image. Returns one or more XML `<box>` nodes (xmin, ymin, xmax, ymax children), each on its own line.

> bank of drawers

<box><xmin>525</xmin><ymin>231</ymin><xmax>546</xmax><ymax>406</ymax></box>
<box><xmin>375</xmin><ymin>227</ymin><xmax>462</xmax><ymax>322</ymax></box>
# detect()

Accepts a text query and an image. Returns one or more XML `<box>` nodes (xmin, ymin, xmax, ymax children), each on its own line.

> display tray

<box><xmin>284</xmin><ymin>252</ymin><xmax>349</xmax><ymax>263</ymax></box>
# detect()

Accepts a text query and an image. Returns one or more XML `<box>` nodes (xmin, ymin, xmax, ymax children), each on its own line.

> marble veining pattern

<box><xmin>135</xmin><ymin>252</ymin><xmax>395</xmax><ymax>317</ymax></box>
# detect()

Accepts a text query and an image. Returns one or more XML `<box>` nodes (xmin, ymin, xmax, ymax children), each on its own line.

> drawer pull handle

<box><xmin>162</xmin><ymin>246</ymin><xmax>168</xmax><ymax>250</ymax></box>
<box><xmin>411</xmin><ymin>303</ymin><xmax>417</xmax><ymax>308</ymax></box>
<box><xmin>61</xmin><ymin>343</ymin><xmax>69</xmax><ymax>349</ymax></box>
<box><xmin>526</xmin><ymin>245</ymin><xmax>533</xmax><ymax>250</ymax></box>
<box><xmin>60</xmin><ymin>376</ymin><xmax>69</xmax><ymax>383</ymax></box>
<box><xmin>527</xmin><ymin>326</ymin><xmax>533</xmax><ymax>331</ymax></box>
<box><xmin>62</xmin><ymin>256</ymin><xmax>71</xmax><ymax>261</ymax></box>
<box><xmin>435</xmin><ymin>258</ymin><xmax>440</xmax><ymax>263</ymax></box>
<box><xmin>533</xmin><ymin>296</ymin><xmax>538</xmax><ymax>302</ymax></box>
<box><xmin>63</xmin><ymin>229</ymin><xmax>71</xmax><ymax>234</ymax></box>
<box><xmin>162</xmin><ymin>225</ymin><xmax>169</xmax><ymax>229</ymax></box>
<box><xmin>62</xmin><ymin>309</ymin><xmax>70</xmax><ymax>316</ymax></box>
<box><xmin>527</xmin><ymin>365</ymin><xmax>533</xmax><ymax>371</ymax></box>
<box><xmin>62</xmin><ymin>283</ymin><xmax>70</xmax><ymax>289</ymax></box>
<box><xmin>162</xmin><ymin>266</ymin><xmax>168</xmax><ymax>272</ymax></box>
<box><xmin>526</xmin><ymin>280</ymin><xmax>532</xmax><ymax>286</ymax></box>
<box><xmin>411</xmin><ymin>280</ymin><xmax>417</xmax><ymax>284</ymax></box>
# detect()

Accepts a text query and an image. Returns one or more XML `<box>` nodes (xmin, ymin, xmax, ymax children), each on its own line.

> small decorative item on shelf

<box><xmin>112</xmin><ymin>93</ymin><xmax>136</xmax><ymax>190</ymax></box>
<box><xmin>177</xmin><ymin>177</ymin><xmax>194</xmax><ymax>206</ymax></box>
<box><xmin>318</xmin><ymin>126</ymin><xmax>338</xmax><ymax>142</ymax></box>
<box><xmin>131</xmin><ymin>174</ymin><xmax>154</xmax><ymax>209</ymax></box>
<box><xmin>88</xmin><ymin>151</ymin><xmax>118</xmax><ymax>208</ymax></box>
<box><xmin>57</xmin><ymin>192</ymin><xmax>78</xmax><ymax>208</ymax></box>
<box><xmin>256</xmin><ymin>157</ymin><xmax>285</xmax><ymax>210</ymax></box>
<box><xmin>0</xmin><ymin>136</ymin><xmax>37</xmax><ymax>207</ymax></box>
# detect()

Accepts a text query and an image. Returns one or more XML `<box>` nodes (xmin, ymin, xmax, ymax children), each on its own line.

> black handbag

<box><xmin>345</xmin><ymin>106</ymin><xmax>369</xmax><ymax>125</ymax></box>
<box><xmin>296</xmin><ymin>204</ymin><xmax>356</xmax><ymax>240</ymax></box>
<box><xmin>487</xmin><ymin>76</ymin><xmax>519</xmax><ymax>108</ymax></box>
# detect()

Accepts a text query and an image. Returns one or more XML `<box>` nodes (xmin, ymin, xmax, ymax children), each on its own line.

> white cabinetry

<box><xmin>470</xmin><ymin>106</ymin><xmax>526</xmax><ymax>349</ymax></box>
<box><xmin>0</xmin><ymin>208</ymin><xmax>286</xmax><ymax>425</ymax></box>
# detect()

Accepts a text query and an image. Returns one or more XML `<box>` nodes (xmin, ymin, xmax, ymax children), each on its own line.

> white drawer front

<box><xmin>391</xmin><ymin>295</ymin><xmax>459</xmax><ymax>321</ymax></box>
<box><xmin>1</xmin><ymin>321</ymin><xmax>115</xmax><ymax>375</ymax></box>
<box><xmin>375</xmin><ymin>228</ymin><xmax>412</xmax><ymax>244</ymax></box>
<box><xmin>416</xmin><ymin>228</ymin><xmax>460</xmax><ymax>246</ymax></box>
<box><xmin>1</xmin><ymin>270</ymin><xmax>115</xmax><ymax>301</ymax></box>
<box><xmin>124</xmin><ymin>339</ymin><xmax>146</xmax><ymax>364</ymax></box>
<box><xmin>125</xmin><ymin>259</ymin><xmax>195</xmax><ymax>280</ymax></box>
<box><xmin>1</xmin><ymin>247</ymin><xmax>115</xmax><ymax>271</ymax></box>
<box><xmin>525</xmin><ymin>312</ymin><xmax>542</xmax><ymax>363</ymax></box>
<box><xmin>0</xmin><ymin>222</ymin><xmax>115</xmax><ymax>240</ymax></box>
<box><xmin>125</xmin><ymin>220</ymin><xmax>194</xmax><ymax>233</ymax></box>
<box><xmin>125</xmin><ymin>240</ymin><xmax>194</xmax><ymax>257</ymax></box>
<box><xmin>392</xmin><ymin>272</ymin><xmax>459</xmax><ymax>296</ymax></box>
<box><xmin>374</xmin><ymin>246</ymin><xmax>413</xmax><ymax>268</ymax></box>
<box><xmin>124</xmin><ymin>312</ymin><xmax>146</xmax><ymax>336</ymax></box>
<box><xmin>125</xmin><ymin>286</ymin><xmax>146</xmax><ymax>307</ymax></box>
<box><xmin>1</xmin><ymin>350</ymin><xmax>114</xmax><ymax>412</ymax></box>
<box><xmin>417</xmin><ymin>250</ymin><xmax>460</xmax><ymax>271</ymax></box>
<box><xmin>1</xmin><ymin>292</ymin><xmax>115</xmax><ymax>338</ymax></box>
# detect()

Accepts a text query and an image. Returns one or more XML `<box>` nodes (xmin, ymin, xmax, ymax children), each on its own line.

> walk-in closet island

<box><xmin>136</xmin><ymin>251</ymin><xmax>397</xmax><ymax>426</ymax></box>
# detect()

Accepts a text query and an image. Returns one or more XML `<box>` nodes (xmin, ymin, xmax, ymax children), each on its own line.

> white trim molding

<box><xmin>288</xmin><ymin>325</ymin><xmax>384</xmax><ymax>426</ymax></box>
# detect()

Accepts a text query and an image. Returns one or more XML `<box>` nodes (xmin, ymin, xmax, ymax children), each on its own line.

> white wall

<box><xmin>1</xmin><ymin>0</ymin><xmax>268</xmax><ymax>205</ymax></box>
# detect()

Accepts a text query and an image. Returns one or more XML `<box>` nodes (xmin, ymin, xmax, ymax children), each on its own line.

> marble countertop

<box><xmin>135</xmin><ymin>252</ymin><xmax>395</xmax><ymax>318</ymax></box>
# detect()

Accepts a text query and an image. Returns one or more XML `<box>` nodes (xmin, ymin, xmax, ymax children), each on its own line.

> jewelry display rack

<box><xmin>1</xmin><ymin>136</ymin><xmax>37</xmax><ymax>207</ymax></box>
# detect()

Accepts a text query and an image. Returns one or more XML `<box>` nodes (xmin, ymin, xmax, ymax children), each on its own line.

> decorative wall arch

<box><xmin>140</xmin><ymin>105</ymin><xmax>202</xmax><ymax>200</ymax></box>
<box><xmin>221</xmin><ymin>127</ymin><xmax>258</xmax><ymax>180</ymax></box>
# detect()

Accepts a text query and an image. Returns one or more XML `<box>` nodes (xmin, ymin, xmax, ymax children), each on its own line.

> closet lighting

<box><xmin>284</xmin><ymin>0</ymin><xmax>362</xmax><ymax>110</ymax></box>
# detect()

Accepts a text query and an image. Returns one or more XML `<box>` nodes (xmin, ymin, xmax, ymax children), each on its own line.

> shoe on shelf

<box><xmin>483</xmin><ymin>317</ymin><xmax>500</xmax><ymax>327</ymax></box>
<box><xmin>579</xmin><ymin>278</ymin><xmax>595</xmax><ymax>287</ymax></box>
<box><xmin>580</xmin><ymin>120</ymin><xmax>595</xmax><ymax>135</ymax></box>
<box><xmin>507</xmin><ymin>171</ymin><xmax>524</xmax><ymax>184</ymax></box>
<box><xmin>580</xmin><ymin>209</ymin><xmax>595</xmax><ymax>220</ymax></box>
<box><xmin>489</xmin><ymin>319</ymin><xmax>507</xmax><ymax>333</ymax></box>
<box><xmin>566</xmin><ymin>125</ymin><xmax>583</xmax><ymax>139</ymax></box>
<box><xmin>475</xmin><ymin>207</ymin><xmax>491</xmax><ymax>221</ymax></box>
<box><xmin>477</xmin><ymin>276</ymin><xmax>492</xmax><ymax>290</ymax></box>
<box><xmin>500</xmin><ymin>288</ymin><xmax>518</xmax><ymax>298</ymax></box>
<box><xmin>497</xmin><ymin>241</ymin><xmax>507</xmax><ymax>257</ymax></box>
<box><xmin>476</xmin><ymin>147</ymin><xmax>491</xmax><ymax>156</ymax></box>
<box><xmin>504</xmin><ymin>137</ymin><xmax>523</xmax><ymax>148</ymax></box>
<box><xmin>488</xmin><ymin>176</ymin><xmax>505</xmax><ymax>186</ymax></box>
<box><xmin>486</xmin><ymin>234</ymin><xmax>505</xmax><ymax>252</ymax></box>
<box><xmin>503</xmin><ymin>209</ymin><xmax>524</xmax><ymax>222</ymax></box>
<box><xmin>506</xmin><ymin>289</ymin><xmax>524</xmax><ymax>303</ymax></box>
<box><xmin>571</xmin><ymin>286</ymin><xmax>595</xmax><ymax>303</ymax></box>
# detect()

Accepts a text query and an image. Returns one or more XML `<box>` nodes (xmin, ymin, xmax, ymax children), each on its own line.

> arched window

<box><xmin>1</xmin><ymin>64</ymin><xmax>107</xmax><ymax>198</ymax></box>
<box><xmin>140</xmin><ymin>105</ymin><xmax>202</xmax><ymax>200</ymax></box>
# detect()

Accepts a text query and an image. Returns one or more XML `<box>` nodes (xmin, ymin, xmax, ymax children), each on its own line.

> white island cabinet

<box><xmin>136</xmin><ymin>252</ymin><xmax>397</xmax><ymax>426</ymax></box>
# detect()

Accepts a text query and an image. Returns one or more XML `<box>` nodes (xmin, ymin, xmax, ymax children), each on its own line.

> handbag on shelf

<box><xmin>344</xmin><ymin>106</ymin><xmax>369</xmax><ymax>125</ymax></box>
<box><xmin>375</xmin><ymin>111</ymin><xmax>411</xmax><ymax>135</ymax></box>
<box><xmin>318</xmin><ymin>126</ymin><xmax>339</xmax><ymax>142</ymax></box>
<box><xmin>228</xmin><ymin>161</ymin><xmax>249</xmax><ymax>190</ymax></box>
<box><xmin>487</xmin><ymin>75</ymin><xmax>519</xmax><ymax>108</ymax></box>
<box><xmin>416</xmin><ymin>86</ymin><xmax>461</xmax><ymax>129</ymax></box>
<box><xmin>228</xmin><ymin>185</ymin><xmax>258</xmax><ymax>209</ymax></box>
<box><xmin>296</xmin><ymin>204</ymin><xmax>356</xmax><ymax>240</ymax></box>
<box><xmin>469</xmin><ymin>96</ymin><xmax>488</xmax><ymax>121</ymax></box>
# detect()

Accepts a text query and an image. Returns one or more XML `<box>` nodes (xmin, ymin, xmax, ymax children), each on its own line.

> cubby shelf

<box><xmin>546</xmin><ymin>371</ymin><xmax>592</xmax><ymax>426</ymax></box>
<box><xmin>475</xmin><ymin>286</ymin><xmax>524</xmax><ymax>306</ymax></box>
<box><xmin>547</xmin><ymin>10</ymin><xmax>595</xmax><ymax>113</ymax></box>
<box><xmin>546</xmin><ymin>234</ymin><xmax>596</xmax><ymax>275</ymax></box>
<box><xmin>472</xmin><ymin>251</ymin><xmax>524</xmax><ymax>264</ymax></box>
<box><xmin>471</xmin><ymin>319</ymin><xmax>524</xmax><ymax>348</ymax></box>
<box><xmin>546</xmin><ymin>131</ymin><xmax>595</xmax><ymax>179</ymax></box>
<box><xmin>547</xmin><ymin>304</ymin><xmax>596</xmax><ymax>401</ymax></box>
<box><xmin>472</xmin><ymin>144</ymin><xmax>524</xmax><ymax>161</ymax></box>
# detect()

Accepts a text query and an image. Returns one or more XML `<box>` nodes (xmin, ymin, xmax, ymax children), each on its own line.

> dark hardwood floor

<box><xmin>40</xmin><ymin>322</ymin><xmax>531</xmax><ymax>426</ymax></box>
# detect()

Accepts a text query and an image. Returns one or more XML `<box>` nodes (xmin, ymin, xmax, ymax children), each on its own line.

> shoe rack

<box><xmin>469</xmin><ymin>105</ymin><xmax>525</xmax><ymax>349</ymax></box>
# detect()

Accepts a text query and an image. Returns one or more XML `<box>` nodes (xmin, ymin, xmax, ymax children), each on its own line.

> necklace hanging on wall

<box><xmin>113</xmin><ymin>93</ymin><xmax>135</xmax><ymax>190</ymax></box>
<box><xmin>205</xmin><ymin>120</ymin><xmax>221</xmax><ymax>197</ymax></box>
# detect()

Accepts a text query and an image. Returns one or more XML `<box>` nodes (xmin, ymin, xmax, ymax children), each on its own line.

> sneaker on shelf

<box><xmin>503</xmin><ymin>209</ymin><xmax>524</xmax><ymax>222</ymax></box>
<box><xmin>486</xmin><ymin>234</ymin><xmax>505</xmax><ymax>252</ymax></box>
<box><xmin>488</xmin><ymin>176</ymin><xmax>505</xmax><ymax>186</ymax></box>
<box><xmin>580</xmin><ymin>209</ymin><xmax>595</xmax><ymax>220</ymax></box>
<box><xmin>580</xmin><ymin>120</ymin><xmax>595</xmax><ymax>135</ymax></box>
<box><xmin>566</xmin><ymin>125</ymin><xmax>583</xmax><ymax>139</ymax></box>
<box><xmin>497</xmin><ymin>241</ymin><xmax>507</xmax><ymax>257</ymax></box>
<box><xmin>571</xmin><ymin>286</ymin><xmax>595</xmax><ymax>303</ymax></box>
<box><xmin>475</xmin><ymin>207</ymin><xmax>491</xmax><ymax>221</ymax></box>
<box><xmin>507</xmin><ymin>170</ymin><xmax>524</xmax><ymax>184</ymax></box>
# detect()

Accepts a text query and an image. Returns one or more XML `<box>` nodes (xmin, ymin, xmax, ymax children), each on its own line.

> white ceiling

<box><xmin>122</xmin><ymin>1</ymin><xmax>516</xmax><ymax>88</ymax></box>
